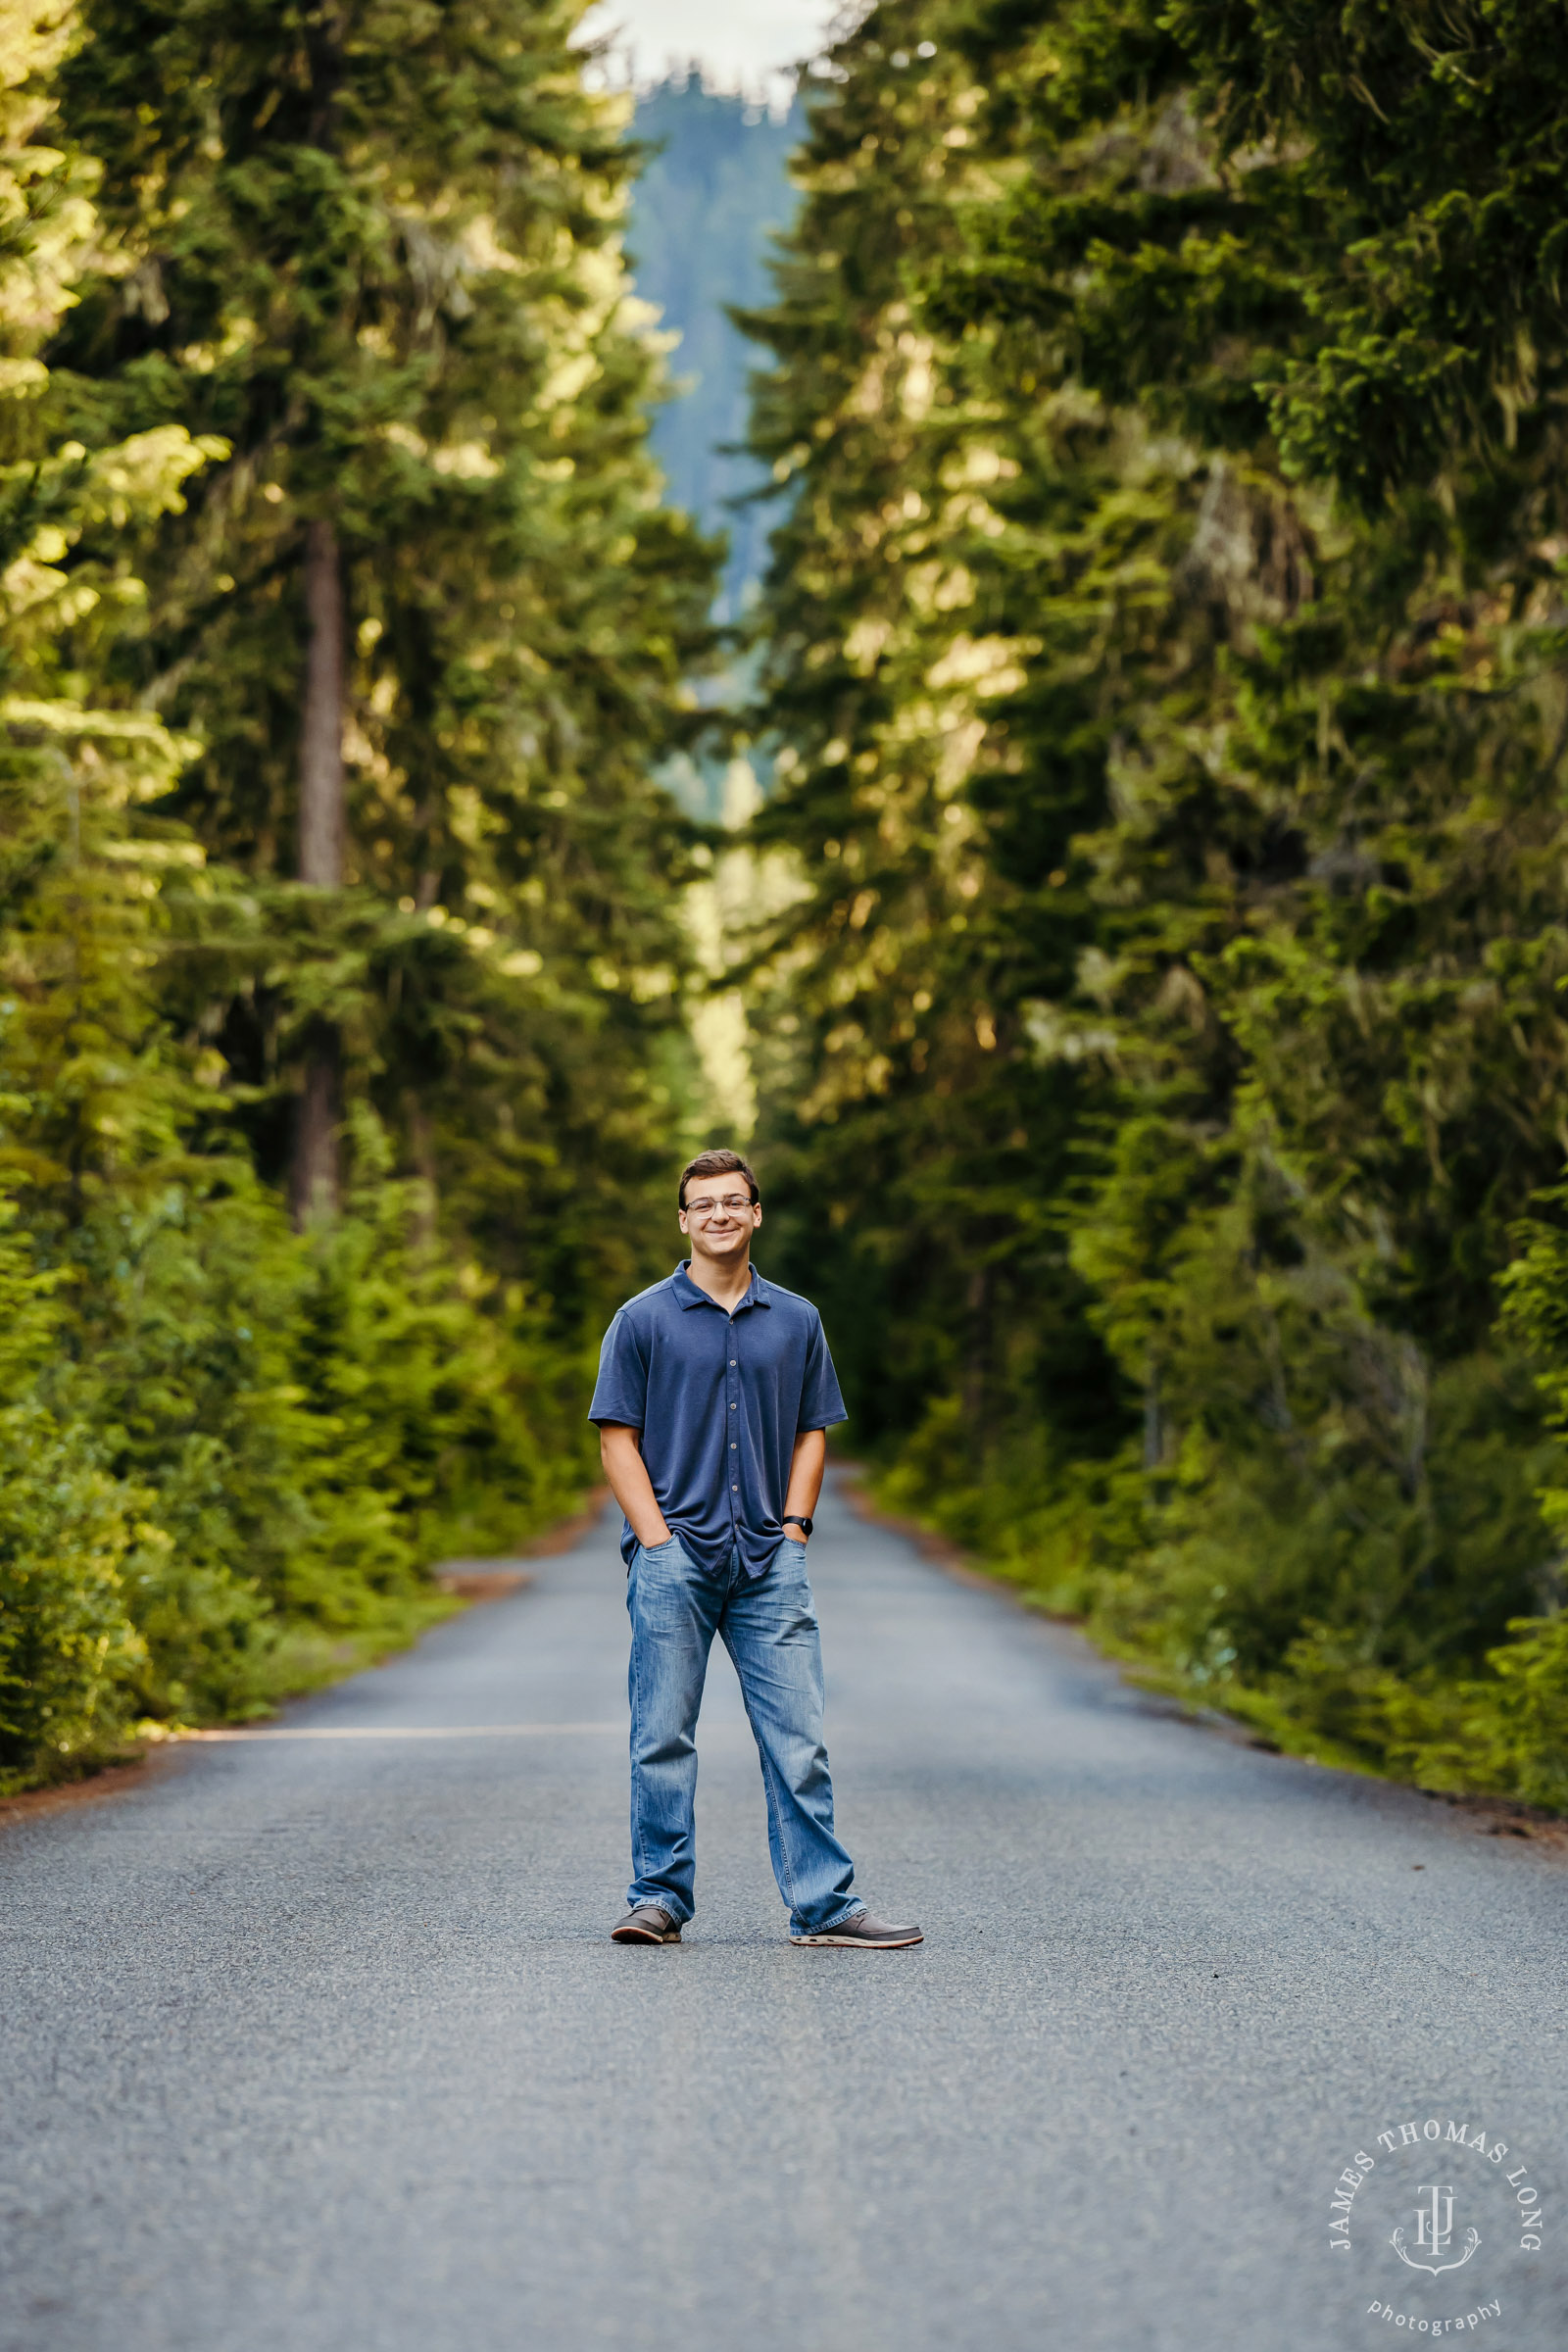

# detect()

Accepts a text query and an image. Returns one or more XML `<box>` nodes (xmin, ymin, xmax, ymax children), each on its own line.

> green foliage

<box><xmin>0</xmin><ymin>1199</ymin><xmax>148</xmax><ymax>1786</ymax></box>
<box><xmin>743</xmin><ymin>0</ymin><xmax>1568</xmax><ymax>1803</ymax></box>
<box><xmin>0</xmin><ymin>0</ymin><xmax>715</xmax><ymax>1795</ymax></box>
<box><xmin>48</xmin><ymin>0</ymin><xmax>716</xmax><ymax>1286</ymax></box>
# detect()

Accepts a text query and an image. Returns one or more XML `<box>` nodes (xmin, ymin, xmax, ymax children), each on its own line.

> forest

<box><xmin>6</xmin><ymin>0</ymin><xmax>1568</xmax><ymax>1808</ymax></box>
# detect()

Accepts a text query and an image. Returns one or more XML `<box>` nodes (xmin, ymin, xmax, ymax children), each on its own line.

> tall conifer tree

<box><xmin>3</xmin><ymin>0</ymin><xmax>718</xmax><ymax>1792</ymax></box>
<box><xmin>744</xmin><ymin>0</ymin><xmax>1568</xmax><ymax>1788</ymax></box>
<box><xmin>50</xmin><ymin>0</ymin><xmax>716</xmax><ymax>1277</ymax></box>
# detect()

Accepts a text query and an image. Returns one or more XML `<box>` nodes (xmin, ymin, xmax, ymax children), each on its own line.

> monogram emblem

<box><xmin>1389</xmin><ymin>2184</ymin><xmax>1481</xmax><ymax>2278</ymax></box>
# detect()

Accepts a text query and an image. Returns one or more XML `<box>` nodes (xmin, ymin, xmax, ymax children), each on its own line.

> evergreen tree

<box><xmin>51</xmin><ymin>0</ymin><xmax>717</xmax><ymax>1302</ymax></box>
<box><xmin>743</xmin><ymin>0</ymin><xmax>1568</xmax><ymax>1790</ymax></box>
<box><xmin>1</xmin><ymin>0</ymin><xmax>719</xmax><ymax>1795</ymax></box>
<box><xmin>740</xmin><ymin>2</ymin><xmax>1129</xmax><ymax>1472</ymax></box>
<box><xmin>0</xmin><ymin>0</ymin><xmax>223</xmax><ymax>1782</ymax></box>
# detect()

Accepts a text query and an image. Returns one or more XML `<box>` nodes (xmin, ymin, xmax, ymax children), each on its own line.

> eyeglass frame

<box><xmin>680</xmin><ymin>1194</ymin><xmax>760</xmax><ymax>1220</ymax></box>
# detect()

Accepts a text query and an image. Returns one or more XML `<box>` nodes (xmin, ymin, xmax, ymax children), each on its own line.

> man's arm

<box><xmin>598</xmin><ymin>1424</ymin><xmax>672</xmax><ymax>1550</ymax></box>
<box><xmin>782</xmin><ymin>1427</ymin><xmax>827</xmax><ymax>1537</ymax></box>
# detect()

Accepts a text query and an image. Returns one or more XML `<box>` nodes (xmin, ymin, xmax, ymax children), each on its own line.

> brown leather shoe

<box><xmin>791</xmin><ymin>1909</ymin><xmax>922</xmax><ymax>1947</ymax></box>
<box><xmin>611</xmin><ymin>1902</ymin><xmax>681</xmax><ymax>1943</ymax></box>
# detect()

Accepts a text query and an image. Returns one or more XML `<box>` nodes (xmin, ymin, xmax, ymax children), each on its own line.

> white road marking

<box><xmin>178</xmin><ymin>1722</ymin><xmax>623</xmax><ymax>1741</ymax></box>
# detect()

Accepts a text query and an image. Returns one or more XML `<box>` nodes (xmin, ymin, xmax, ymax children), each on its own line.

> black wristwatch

<box><xmin>783</xmin><ymin>1515</ymin><xmax>813</xmax><ymax>1539</ymax></box>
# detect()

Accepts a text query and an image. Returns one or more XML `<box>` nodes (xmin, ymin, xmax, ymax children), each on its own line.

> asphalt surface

<box><xmin>3</xmin><ymin>1472</ymin><xmax>1567</xmax><ymax>2352</ymax></box>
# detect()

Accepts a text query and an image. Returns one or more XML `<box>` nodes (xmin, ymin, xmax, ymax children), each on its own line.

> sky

<box><xmin>580</xmin><ymin>0</ymin><xmax>842</xmax><ymax>97</ymax></box>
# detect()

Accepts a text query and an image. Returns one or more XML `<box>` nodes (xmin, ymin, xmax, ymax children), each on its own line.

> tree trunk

<box><xmin>298</xmin><ymin>516</ymin><xmax>344</xmax><ymax>888</ymax></box>
<box><xmin>407</xmin><ymin>1097</ymin><xmax>438</xmax><ymax>1253</ymax></box>
<box><xmin>290</xmin><ymin>1028</ymin><xmax>340</xmax><ymax>1228</ymax></box>
<box><xmin>292</xmin><ymin>516</ymin><xmax>345</xmax><ymax>1225</ymax></box>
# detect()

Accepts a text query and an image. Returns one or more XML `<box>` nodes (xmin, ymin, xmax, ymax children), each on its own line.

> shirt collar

<box><xmin>672</xmin><ymin>1261</ymin><xmax>770</xmax><ymax>1311</ymax></box>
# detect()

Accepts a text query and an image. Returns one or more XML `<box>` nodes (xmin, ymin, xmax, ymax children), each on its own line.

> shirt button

<box><xmin>730</xmin><ymin>1359</ymin><xmax>736</xmax><ymax>1366</ymax></box>
<box><xmin>730</xmin><ymin>1442</ymin><xmax>737</xmax><ymax>1449</ymax></box>
<box><xmin>730</xmin><ymin>1401</ymin><xmax>737</xmax><ymax>1409</ymax></box>
<box><xmin>732</xmin><ymin>1483</ymin><xmax>738</xmax><ymax>1492</ymax></box>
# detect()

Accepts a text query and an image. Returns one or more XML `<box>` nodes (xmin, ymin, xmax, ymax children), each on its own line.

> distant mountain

<box><xmin>626</xmin><ymin>77</ymin><xmax>804</xmax><ymax>620</ymax></box>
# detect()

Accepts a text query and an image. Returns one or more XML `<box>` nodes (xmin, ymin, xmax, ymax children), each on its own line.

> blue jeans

<box><xmin>625</xmin><ymin>1535</ymin><xmax>863</xmax><ymax>1937</ymax></box>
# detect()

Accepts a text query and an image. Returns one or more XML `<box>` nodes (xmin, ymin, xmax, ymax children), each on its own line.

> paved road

<box><xmin>3</xmin><ymin>1475</ymin><xmax>1566</xmax><ymax>2352</ymax></box>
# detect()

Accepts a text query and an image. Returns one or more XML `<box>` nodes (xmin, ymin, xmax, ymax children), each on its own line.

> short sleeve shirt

<box><xmin>588</xmin><ymin>1262</ymin><xmax>848</xmax><ymax>1576</ymax></box>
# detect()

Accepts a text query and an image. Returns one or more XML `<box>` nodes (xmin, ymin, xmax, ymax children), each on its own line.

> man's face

<box><xmin>678</xmin><ymin>1174</ymin><xmax>761</xmax><ymax>1261</ymax></box>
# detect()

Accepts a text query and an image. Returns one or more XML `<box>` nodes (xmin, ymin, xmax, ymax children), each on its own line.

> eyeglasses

<box><xmin>684</xmin><ymin>1195</ymin><xmax>756</xmax><ymax>1218</ymax></box>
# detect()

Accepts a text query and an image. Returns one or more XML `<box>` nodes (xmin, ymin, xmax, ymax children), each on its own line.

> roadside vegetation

<box><xmin>741</xmin><ymin>0</ymin><xmax>1568</xmax><ymax>1809</ymax></box>
<box><xmin>10</xmin><ymin>0</ymin><xmax>1568</xmax><ymax>1818</ymax></box>
<box><xmin>0</xmin><ymin>0</ymin><xmax>716</xmax><ymax>1794</ymax></box>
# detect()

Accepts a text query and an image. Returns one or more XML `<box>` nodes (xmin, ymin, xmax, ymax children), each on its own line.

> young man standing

<box><xmin>589</xmin><ymin>1149</ymin><xmax>922</xmax><ymax>1949</ymax></box>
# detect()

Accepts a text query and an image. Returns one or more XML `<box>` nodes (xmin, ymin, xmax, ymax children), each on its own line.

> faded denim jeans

<box><xmin>625</xmin><ymin>1534</ymin><xmax>863</xmax><ymax>1937</ymax></box>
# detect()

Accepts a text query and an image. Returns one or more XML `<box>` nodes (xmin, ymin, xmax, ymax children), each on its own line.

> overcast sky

<box><xmin>580</xmin><ymin>0</ymin><xmax>842</xmax><ymax>94</ymax></box>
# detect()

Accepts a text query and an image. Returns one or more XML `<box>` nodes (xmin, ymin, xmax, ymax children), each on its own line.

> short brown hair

<box><xmin>678</xmin><ymin>1149</ymin><xmax>760</xmax><ymax>1210</ymax></box>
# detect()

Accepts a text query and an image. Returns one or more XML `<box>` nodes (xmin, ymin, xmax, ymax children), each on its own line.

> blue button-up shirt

<box><xmin>588</xmin><ymin>1262</ymin><xmax>848</xmax><ymax>1577</ymax></box>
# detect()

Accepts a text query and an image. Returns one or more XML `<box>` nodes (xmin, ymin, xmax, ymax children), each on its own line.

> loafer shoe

<box><xmin>791</xmin><ymin>1908</ymin><xmax>922</xmax><ymax>1947</ymax></box>
<box><xmin>611</xmin><ymin>1902</ymin><xmax>681</xmax><ymax>1943</ymax></box>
